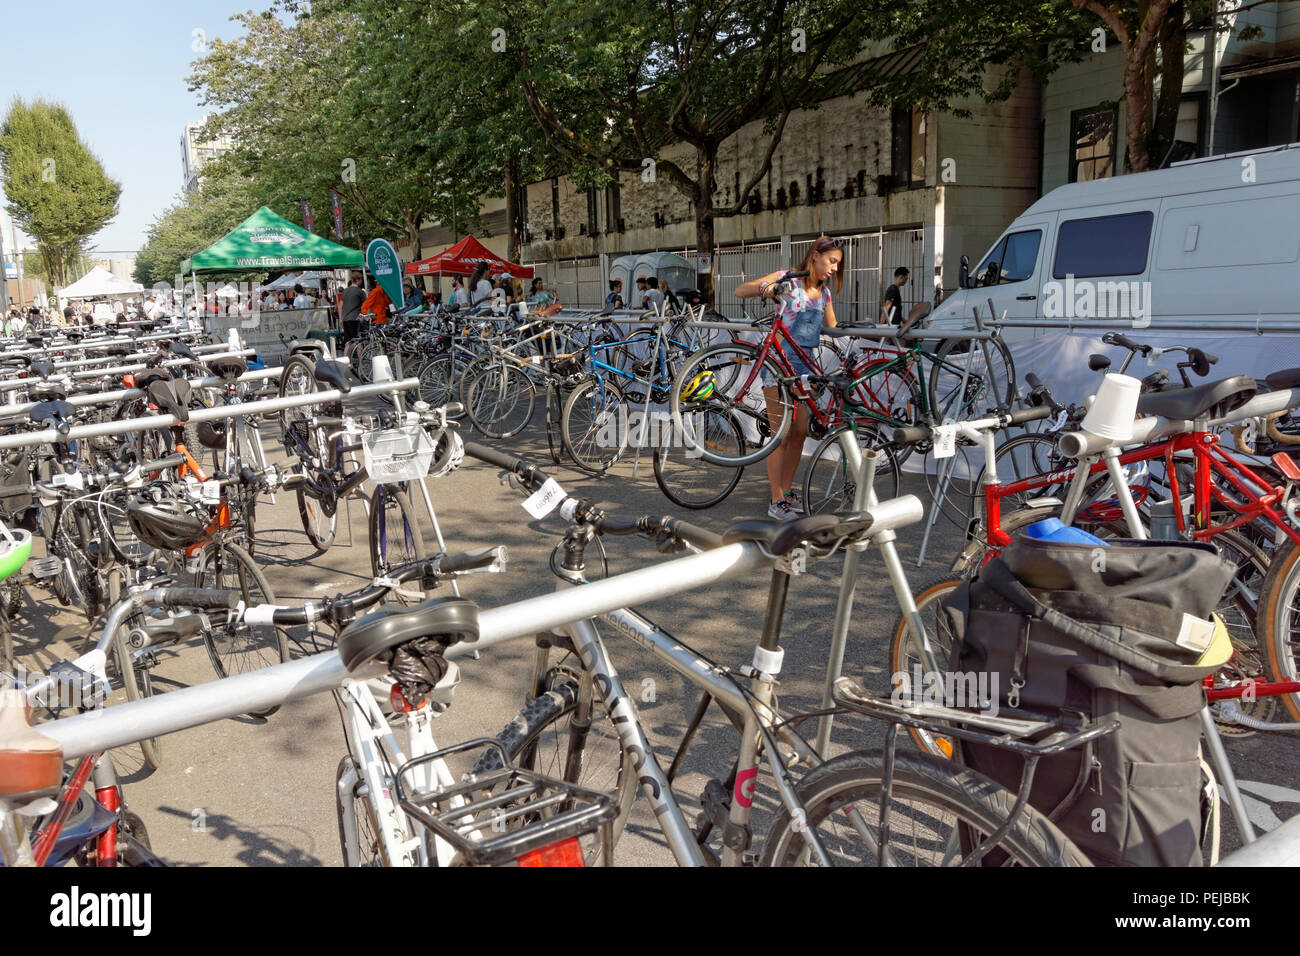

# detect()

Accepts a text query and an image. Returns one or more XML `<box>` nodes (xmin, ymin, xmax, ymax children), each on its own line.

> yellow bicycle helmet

<box><xmin>681</xmin><ymin>369</ymin><xmax>717</xmax><ymax>403</ymax></box>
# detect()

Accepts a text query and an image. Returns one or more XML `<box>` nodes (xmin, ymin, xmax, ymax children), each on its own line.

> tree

<box><xmin>134</xmin><ymin>159</ymin><xmax>259</xmax><ymax>287</ymax></box>
<box><xmin>502</xmin><ymin>0</ymin><xmax>1092</xmax><ymax>299</ymax></box>
<box><xmin>1069</xmin><ymin>0</ymin><xmax>1273</xmax><ymax>172</ymax></box>
<box><xmin>0</xmin><ymin>98</ymin><xmax>121</xmax><ymax>288</ymax></box>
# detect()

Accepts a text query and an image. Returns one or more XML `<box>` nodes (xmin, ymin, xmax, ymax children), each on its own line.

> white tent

<box><xmin>263</xmin><ymin>271</ymin><xmax>327</xmax><ymax>290</ymax></box>
<box><xmin>59</xmin><ymin>266</ymin><xmax>144</xmax><ymax>299</ymax></box>
<box><xmin>631</xmin><ymin>251</ymin><xmax>695</xmax><ymax>295</ymax></box>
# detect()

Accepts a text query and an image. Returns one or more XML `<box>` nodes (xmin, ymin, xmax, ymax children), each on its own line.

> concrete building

<box><xmin>181</xmin><ymin>118</ymin><xmax>235</xmax><ymax>193</ymax></box>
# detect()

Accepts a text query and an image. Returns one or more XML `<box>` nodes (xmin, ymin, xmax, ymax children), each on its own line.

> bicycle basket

<box><xmin>361</xmin><ymin>424</ymin><xmax>436</xmax><ymax>483</ymax></box>
<box><xmin>395</xmin><ymin>738</ymin><xmax>616</xmax><ymax>867</ymax></box>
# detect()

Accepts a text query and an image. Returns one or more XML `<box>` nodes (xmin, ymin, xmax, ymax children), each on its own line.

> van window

<box><xmin>974</xmin><ymin>229</ymin><xmax>1042</xmax><ymax>286</ymax></box>
<box><xmin>1053</xmin><ymin>211</ymin><xmax>1153</xmax><ymax>279</ymax></box>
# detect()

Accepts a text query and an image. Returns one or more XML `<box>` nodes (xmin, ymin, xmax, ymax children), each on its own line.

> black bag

<box><xmin>943</xmin><ymin>536</ymin><xmax>1234</xmax><ymax>867</ymax></box>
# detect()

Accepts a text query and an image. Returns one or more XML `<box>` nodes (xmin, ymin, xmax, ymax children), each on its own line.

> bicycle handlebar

<box><xmin>891</xmin><ymin>404</ymin><xmax>1052</xmax><ymax>446</ymax></box>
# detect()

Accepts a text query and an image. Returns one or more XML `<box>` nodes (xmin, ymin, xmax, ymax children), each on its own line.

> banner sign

<box><xmin>300</xmin><ymin>200</ymin><xmax>315</xmax><ymax>233</ymax></box>
<box><xmin>330</xmin><ymin>190</ymin><xmax>344</xmax><ymax>240</ymax></box>
<box><xmin>365</xmin><ymin>238</ymin><xmax>403</xmax><ymax>305</ymax></box>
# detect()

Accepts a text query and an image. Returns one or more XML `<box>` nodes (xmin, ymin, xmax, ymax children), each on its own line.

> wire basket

<box><xmin>361</xmin><ymin>424</ymin><xmax>435</xmax><ymax>484</ymax></box>
<box><xmin>395</xmin><ymin>738</ymin><xmax>616</xmax><ymax>867</ymax></box>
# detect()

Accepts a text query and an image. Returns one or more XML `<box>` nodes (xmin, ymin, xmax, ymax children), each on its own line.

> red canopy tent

<box><xmin>404</xmin><ymin>235</ymin><xmax>535</xmax><ymax>278</ymax></box>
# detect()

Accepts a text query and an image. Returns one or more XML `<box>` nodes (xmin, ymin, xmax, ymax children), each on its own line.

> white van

<box><xmin>930</xmin><ymin>143</ymin><xmax>1300</xmax><ymax>337</ymax></box>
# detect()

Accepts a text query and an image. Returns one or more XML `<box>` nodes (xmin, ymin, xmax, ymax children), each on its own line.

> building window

<box><xmin>1174</xmin><ymin>94</ymin><xmax>1206</xmax><ymax>156</ymax></box>
<box><xmin>586</xmin><ymin>186</ymin><xmax>599</xmax><ymax>235</ymax></box>
<box><xmin>891</xmin><ymin>108</ymin><xmax>927</xmax><ymax>188</ymax></box>
<box><xmin>605</xmin><ymin>179</ymin><xmax>621</xmax><ymax>233</ymax></box>
<box><xmin>1069</xmin><ymin>107</ymin><xmax>1117</xmax><ymax>183</ymax></box>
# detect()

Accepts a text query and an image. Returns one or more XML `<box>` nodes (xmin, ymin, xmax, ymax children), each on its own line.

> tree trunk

<box><xmin>1149</xmin><ymin>3</ymin><xmax>1187</xmax><ymax>167</ymax></box>
<box><xmin>504</xmin><ymin>157</ymin><xmax>522</xmax><ymax>264</ymax></box>
<box><xmin>694</xmin><ymin>144</ymin><xmax>718</xmax><ymax>304</ymax></box>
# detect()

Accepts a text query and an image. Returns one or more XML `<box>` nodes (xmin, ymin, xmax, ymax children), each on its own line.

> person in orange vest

<box><xmin>361</xmin><ymin>284</ymin><xmax>392</xmax><ymax>325</ymax></box>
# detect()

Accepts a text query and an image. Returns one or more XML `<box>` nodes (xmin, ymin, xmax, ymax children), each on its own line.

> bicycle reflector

<box><xmin>682</xmin><ymin>370</ymin><xmax>716</xmax><ymax>402</ymax></box>
<box><xmin>516</xmin><ymin>837</ymin><xmax>584</xmax><ymax>867</ymax></box>
<box><xmin>389</xmin><ymin>681</ymin><xmax>426</xmax><ymax>713</ymax></box>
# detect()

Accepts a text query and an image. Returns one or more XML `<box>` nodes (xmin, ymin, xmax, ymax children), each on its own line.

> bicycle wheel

<box><xmin>466</xmin><ymin>363</ymin><xmax>536</xmax><ymax>439</ymax></box>
<box><xmin>802</xmin><ymin>425</ymin><xmax>901</xmax><ymax>516</ymax></box>
<box><xmin>297</xmin><ymin>483</ymin><xmax>337</xmax><ymax>552</ymax></box>
<box><xmin>759</xmin><ymin>749</ymin><xmax>1090</xmax><ymax>866</ymax></box>
<box><xmin>669</xmin><ymin>342</ymin><xmax>792</xmax><ymax>467</ymax></box>
<box><xmin>926</xmin><ymin>335</ymin><xmax>1016</xmax><ymax>422</ymax></box>
<box><xmin>978</xmin><ymin>430</ymin><xmax>1072</xmax><ymax>514</ymax></box>
<box><xmin>278</xmin><ymin>354</ymin><xmax>318</xmax><ymax>437</ymax></box>
<box><xmin>888</xmin><ymin>575</ymin><xmax>962</xmax><ymax>758</ymax></box>
<box><xmin>473</xmin><ymin>669</ymin><xmax>637</xmax><ymax>866</ymax></box>
<box><xmin>1257</xmin><ymin>538</ymin><xmax>1300</xmax><ymax>722</ymax></box>
<box><xmin>1205</xmin><ymin>527</ymin><xmax>1277</xmax><ymax>736</ymax></box>
<box><xmin>368</xmin><ymin>484</ymin><xmax>427</xmax><ymax>581</ymax></box>
<box><xmin>416</xmin><ymin>355</ymin><xmax>454</xmax><ymax>408</ymax></box>
<box><xmin>653</xmin><ymin>407</ymin><xmax>745</xmax><ymax>510</ymax></box>
<box><xmin>849</xmin><ymin>359</ymin><xmax>924</xmax><ymax>464</ymax></box>
<box><xmin>335</xmin><ymin>755</ymin><xmax>385</xmax><ymax>867</ymax></box>
<box><xmin>103</xmin><ymin>573</ymin><xmax>163</xmax><ymax>768</ymax></box>
<box><xmin>194</xmin><ymin>541</ymin><xmax>289</xmax><ymax>717</ymax></box>
<box><xmin>562</xmin><ymin>377</ymin><xmax>627</xmax><ymax>475</ymax></box>
<box><xmin>544</xmin><ymin>385</ymin><xmax>563</xmax><ymax>465</ymax></box>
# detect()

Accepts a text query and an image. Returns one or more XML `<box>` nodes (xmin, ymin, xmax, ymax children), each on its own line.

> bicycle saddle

<box><xmin>104</xmin><ymin>344</ymin><xmax>133</xmax><ymax>358</ymax></box>
<box><xmin>169</xmin><ymin>339</ymin><xmax>198</xmax><ymax>362</ymax></box>
<box><xmin>1135</xmin><ymin>374</ymin><xmax>1256</xmax><ymax>422</ymax></box>
<box><xmin>28</xmin><ymin>381</ymin><xmax>68</xmax><ymax>403</ymax></box>
<box><xmin>209</xmin><ymin>354</ymin><xmax>247</xmax><ymax>381</ymax></box>
<box><xmin>29</xmin><ymin>360</ymin><xmax>53</xmax><ymax>380</ymax></box>
<box><xmin>1266</xmin><ymin>367</ymin><xmax>1300</xmax><ymax>390</ymax></box>
<box><xmin>313</xmin><ymin>360</ymin><xmax>351</xmax><ymax>394</ymax></box>
<box><xmin>338</xmin><ymin>596</ymin><xmax>480</xmax><ymax>672</ymax></box>
<box><xmin>64</xmin><ymin>330</ymin><xmax>84</xmax><ymax>343</ymax></box>
<box><xmin>722</xmin><ymin>513</ymin><xmax>875</xmax><ymax>556</ymax></box>
<box><xmin>30</xmin><ymin>399</ymin><xmax>76</xmax><ymax>429</ymax></box>
<box><xmin>289</xmin><ymin>339</ymin><xmax>327</xmax><ymax>358</ymax></box>
<box><xmin>25</xmin><ymin>335</ymin><xmax>44</xmax><ymax>347</ymax></box>
<box><xmin>0</xmin><ymin>689</ymin><xmax>63</xmax><ymax>797</ymax></box>
<box><xmin>147</xmin><ymin>377</ymin><xmax>193</xmax><ymax>421</ymax></box>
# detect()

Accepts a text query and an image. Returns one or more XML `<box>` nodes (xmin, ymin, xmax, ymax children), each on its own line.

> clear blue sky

<box><xmin>0</xmin><ymin>0</ymin><xmax>254</xmax><ymax>255</ymax></box>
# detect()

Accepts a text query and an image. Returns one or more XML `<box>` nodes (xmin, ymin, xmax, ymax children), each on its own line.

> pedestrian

<box><xmin>275</xmin><ymin>291</ymin><xmax>288</xmax><ymax>310</ymax></box>
<box><xmin>643</xmin><ymin>276</ymin><xmax>665</xmax><ymax>311</ymax></box>
<box><xmin>469</xmin><ymin>263</ymin><xmax>492</xmax><ymax>307</ymax></box>
<box><xmin>447</xmin><ymin>275</ymin><xmax>467</xmax><ymax>308</ymax></box>
<box><xmin>340</xmin><ymin>271</ymin><xmax>365</xmax><ymax>344</ymax></box>
<box><xmin>292</xmin><ymin>283</ymin><xmax>311</xmax><ymax>309</ymax></box>
<box><xmin>605</xmin><ymin>279</ymin><xmax>624</xmax><ymax>310</ymax></box>
<box><xmin>527</xmin><ymin>277</ymin><xmax>562</xmax><ymax>317</ymax></box>
<box><xmin>881</xmin><ymin>266</ymin><xmax>909</xmax><ymax>325</ymax></box>
<box><xmin>361</xmin><ymin>282</ymin><xmax>392</xmax><ymax>325</ymax></box>
<box><xmin>735</xmin><ymin>235</ymin><xmax>843</xmax><ymax>518</ymax></box>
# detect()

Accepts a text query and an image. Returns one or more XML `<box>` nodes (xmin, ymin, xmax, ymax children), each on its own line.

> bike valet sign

<box><xmin>366</xmin><ymin>239</ymin><xmax>404</xmax><ymax>306</ymax></box>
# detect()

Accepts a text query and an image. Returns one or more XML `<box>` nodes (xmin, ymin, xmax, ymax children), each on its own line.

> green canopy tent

<box><xmin>180</xmin><ymin>207</ymin><xmax>364</xmax><ymax>357</ymax></box>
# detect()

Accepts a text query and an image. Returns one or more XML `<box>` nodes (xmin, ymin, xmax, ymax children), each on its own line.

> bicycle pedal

<box><xmin>28</xmin><ymin>556</ymin><xmax>62</xmax><ymax>580</ymax></box>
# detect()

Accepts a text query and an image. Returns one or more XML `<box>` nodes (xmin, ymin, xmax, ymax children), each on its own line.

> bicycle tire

<box><xmin>194</xmin><ymin>541</ymin><xmax>289</xmax><ymax>717</ymax></box>
<box><xmin>759</xmin><ymin>749</ymin><xmax>1091</xmax><ymax>866</ymax></box>
<box><xmin>888</xmin><ymin>575</ymin><xmax>963</xmax><ymax>758</ymax></box>
<box><xmin>926</xmin><ymin>335</ymin><xmax>1016</xmax><ymax>422</ymax></box>
<box><xmin>1257</xmin><ymin>537</ymin><xmax>1300</xmax><ymax>722</ymax></box>
<box><xmin>368</xmin><ymin>484</ymin><xmax>427</xmax><ymax>582</ymax></box>
<box><xmin>802</xmin><ymin>424</ymin><xmax>902</xmax><ymax>516</ymax></box>
<box><xmin>653</xmin><ymin>407</ymin><xmax>745</xmax><ymax>510</ymax></box>
<box><xmin>562</xmin><ymin>377</ymin><xmax>627</xmax><ymax>474</ymax></box>
<box><xmin>297</xmin><ymin>483</ymin><xmax>337</xmax><ymax>552</ymax></box>
<box><xmin>416</xmin><ymin>355</ymin><xmax>454</xmax><ymax>408</ymax></box>
<box><xmin>473</xmin><ymin>671</ymin><xmax>637</xmax><ymax>866</ymax></box>
<box><xmin>104</xmin><ymin>573</ymin><xmax>163</xmax><ymax>768</ymax></box>
<box><xmin>545</xmin><ymin>385</ymin><xmax>563</xmax><ymax>465</ymax></box>
<box><xmin>669</xmin><ymin>342</ymin><xmax>792</xmax><ymax>467</ymax></box>
<box><xmin>335</xmin><ymin>755</ymin><xmax>386</xmax><ymax>866</ymax></box>
<box><xmin>277</xmin><ymin>354</ymin><xmax>319</xmax><ymax>437</ymax></box>
<box><xmin>466</xmin><ymin>362</ymin><xmax>536</xmax><ymax>439</ymax></box>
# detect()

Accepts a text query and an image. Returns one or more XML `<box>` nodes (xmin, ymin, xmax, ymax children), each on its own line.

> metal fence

<box><xmin>526</xmin><ymin>226</ymin><xmax>926</xmax><ymax>320</ymax></box>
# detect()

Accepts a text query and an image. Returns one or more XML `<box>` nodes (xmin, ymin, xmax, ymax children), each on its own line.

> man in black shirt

<box><xmin>340</xmin><ymin>271</ymin><xmax>366</xmax><ymax>344</ymax></box>
<box><xmin>881</xmin><ymin>266</ymin><xmax>909</xmax><ymax>325</ymax></box>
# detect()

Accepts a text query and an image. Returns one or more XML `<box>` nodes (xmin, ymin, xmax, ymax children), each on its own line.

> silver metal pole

<box><xmin>1200</xmin><ymin>707</ymin><xmax>1256</xmax><ymax>844</ymax></box>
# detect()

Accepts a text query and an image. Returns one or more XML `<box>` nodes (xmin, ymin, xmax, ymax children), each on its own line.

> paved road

<box><xmin>17</xmin><ymin>411</ymin><xmax>1300</xmax><ymax>866</ymax></box>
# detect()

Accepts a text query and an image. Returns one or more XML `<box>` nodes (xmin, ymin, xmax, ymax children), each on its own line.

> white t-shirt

<box><xmin>471</xmin><ymin>280</ymin><xmax>492</xmax><ymax>306</ymax></box>
<box><xmin>293</xmin><ymin>293</ymin><xmax>311</xmax><ymax>309</ymax></box>
<box><xmin>143</xmin><ymin>300</ymin><xmax>160</xmax><ymax>319</ymax></box>
<box><xmin>644</xmin><ymin>288</ymin><xmax>665</xmax><ymax>310</ymax></box>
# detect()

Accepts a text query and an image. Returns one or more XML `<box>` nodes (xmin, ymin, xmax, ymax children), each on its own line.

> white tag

<box><xmin>1052</xmin><ymin>409</ymin><xmax>1069</xmax><ymax>431</ymax></box>
<box><xmin>522</xmin><ymin>477</ymin><xmax>565</xmax><ymax>518</ymax></box>
<box><xmin>933</xmin><ymin>424</ymin><xmax>957</xmax><ymax>460</ymax></box>
<box><xmin>200</xmin><ymin>480</ymin><xmax>221</xmax><ymax>505</ymax></box>
<box><xmin>517</xmin><ymin>301</ymin><xmax>529</xmax><ymax>316</ymax></box>
<box><xmin>1175</xmin><ymin>612</ymin><xmax>1215</xmax><ymax>654</ymax></box>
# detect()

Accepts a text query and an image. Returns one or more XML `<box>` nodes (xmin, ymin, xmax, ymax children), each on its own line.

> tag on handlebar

<box><xmin>522</xmin><ymin>477</ymin><xmax>565</xmax><ymax>518</ymax></box>
<box><xmin>933</xmin><ymin>424</ymin><xmax>957</xmax><ymax>460</ymax></box>
<box><xmin>200</xmin><ymin>480</ymin><xmax>221</xmax><ymax>505</ymax></box>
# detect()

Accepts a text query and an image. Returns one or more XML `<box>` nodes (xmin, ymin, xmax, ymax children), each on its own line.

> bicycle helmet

<box><xmin>428</xmin><ymin>428</ymin><xmax>464</xmax><ymax>479</ymax></box>
<box><xmin>0</xmin><ymin>528</ymin><xmax>32</xmax><ymax>581</ymax></box>
<box><xmin>126</xmin><ymin>485</ymin><xmax>209</xmax><ymax>551</ymax></box>
<box><xmin>680</xmin><ymin>369</ymin><xmax>717</xmax><ymax>402</ymax></box>
<box><xmin>197</xmin><ymin>419</ymin><xmax>228</xmax><ymax>450</ymax></box>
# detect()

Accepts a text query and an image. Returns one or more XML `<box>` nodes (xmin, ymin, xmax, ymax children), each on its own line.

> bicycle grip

<box><xmin>1025</xmin><ymin>373</ymin><xmax>1044</xmax><ymax>390</ymax></box>
<box><xmin>669</xmin><ymin>519</ymin><xmax>724</xmax><ymax>550</ymax></box>
<box><xmin>1102</xmin><ymin>331</ymin><xmax>1144</xmax><ymax>352</ymax></box>
<box><xmin>158</xmin><ymin>588</ymin><xmax>241</xmax><ymax>610</ymax></box>
<box><xmin>462</xmin><ymin>440</ymin><xmax>523</xmax><ymax>473</ymax></box>
<box><xmin>438</xmin><ymin>546</ymin><xmax>506</xmax><ymax>574</ymax></box>
<box><xmin>1006</xmin><ymin>405</ymin><xmax>1053</xmax><ymax>426</ymax></box>
<box><xmin>891</xmin><ymin>425</ymin><xmax>930</xmax><ymax>446</ymax></box>
<box><xmin>141</xmin><ymin>452</ymin><xmax>187</xmax><ymax>473</ymax></box>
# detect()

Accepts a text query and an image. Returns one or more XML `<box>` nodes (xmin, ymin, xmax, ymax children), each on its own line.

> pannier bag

<box><xmin>942</xmin><ymin>536</ymin><xmax>1234</xmax><ymax>866</ymax></box>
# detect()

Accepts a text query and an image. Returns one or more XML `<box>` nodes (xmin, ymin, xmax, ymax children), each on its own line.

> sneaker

<box><xmin>767</xmin><ymin>498</ymin><xmax>796</xmax><ymax>519</ymax></box>
<box><xmin>783</xmin><ymin>490</ymin><xmax>805</xmax><ymax>514</ymax></box>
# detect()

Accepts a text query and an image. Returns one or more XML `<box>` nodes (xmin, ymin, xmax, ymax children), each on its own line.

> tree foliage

<box><xmin>0</xmin><ymin>98</ymin><xmax>121</xmax><ymax>288</ymax></box>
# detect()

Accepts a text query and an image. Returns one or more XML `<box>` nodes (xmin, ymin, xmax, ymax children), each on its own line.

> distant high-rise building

<box><xmin>181</xmin><ymin>118</ymin><xmax>234</xmax><ymax>192</ymax></box>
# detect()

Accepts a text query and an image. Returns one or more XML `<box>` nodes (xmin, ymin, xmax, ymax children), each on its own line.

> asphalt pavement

<box><xmin>15</xmin><ymin>407</ymin><xmax>1300</xmax><ymax>866</ymax></box>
